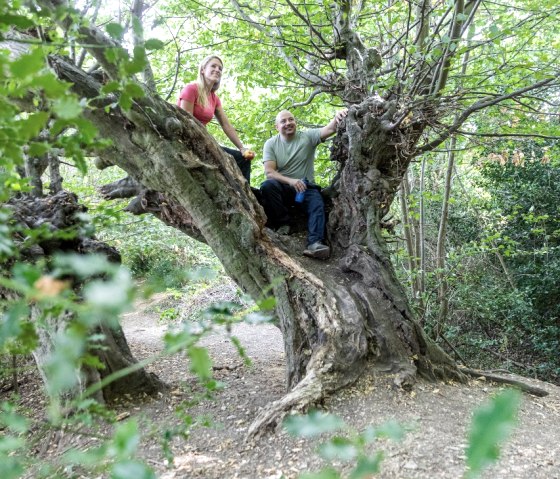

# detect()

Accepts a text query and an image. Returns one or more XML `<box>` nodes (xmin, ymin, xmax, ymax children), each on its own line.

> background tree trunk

<box><xmin>5</xmin><ymin>191</ymin><xmax>165</xmax><ymax>403</ymax></box>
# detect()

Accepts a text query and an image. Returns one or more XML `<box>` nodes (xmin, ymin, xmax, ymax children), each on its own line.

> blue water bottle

<box><xmin>295</xmin><ymin>178</ymin><xmax>308</xmax><ymax>203</ymax></box>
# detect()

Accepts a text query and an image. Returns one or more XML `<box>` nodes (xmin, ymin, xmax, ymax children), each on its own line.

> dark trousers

<box><xmin>260</xmin><ymin>179</ymin><xmax>326</xmax><ymax>245</ymax></box>
<box><xmin>222</xmin><ymin>146</ymin><xmax>251</xmax><ymax>182</ymax></box>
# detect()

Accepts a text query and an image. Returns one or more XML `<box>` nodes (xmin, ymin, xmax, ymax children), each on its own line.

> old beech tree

<box><xmin>25</xmin><ymin>0</ymin><xmax>558</xmax><ymax>434</ymax></box>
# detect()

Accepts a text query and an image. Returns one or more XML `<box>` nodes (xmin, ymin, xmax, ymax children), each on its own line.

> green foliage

<box><xmin>465</xmin><ymin>390</ymin><xmax>521</xmax><ymax>478</ymax></box>
<box><xmin>396</xmin><ymin>140</ymin><xmax>560</xmax><ymax>383</ymax></box>
<box><xmin>284</xmin><ymin>411</ymin><xmax>403</xmax><ymax>478</ymax></box>
<box><xmin>286</xmin><ymin>392</ymin><xmax>520</xmax><ymax>478</ymax></box>
<box><xmin>285</xmin><ymin>410</ymin><xmax>346</xmax><ymax>438</ymax></box>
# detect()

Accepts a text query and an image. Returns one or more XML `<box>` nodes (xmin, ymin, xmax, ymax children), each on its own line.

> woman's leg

<box><xmin>221</xmin><ymin>146</ymin><xmax>251</xmax><ymax>182</ymax></box>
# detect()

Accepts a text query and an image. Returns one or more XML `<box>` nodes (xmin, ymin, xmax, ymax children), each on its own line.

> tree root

<box><xmin>246</xmin><ymin>371</ymin><xmax>324</xmax><ymax>441</ymax></box>
<box><xmin>461</xmin><ymin>367</ymin><xmax>549</xmax><ymax>397</ymax></box>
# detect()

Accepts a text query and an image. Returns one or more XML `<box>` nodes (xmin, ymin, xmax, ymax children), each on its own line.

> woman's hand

<box><xmin>241</xmin><ymin>147</ymin><xmax>256</xmax><ymax>160</ymax></box>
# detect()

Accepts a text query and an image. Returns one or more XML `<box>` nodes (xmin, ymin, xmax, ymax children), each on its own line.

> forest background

<box><xmin>1</xmin><ymin>0</ymin><xmax>559</xmax><ymax>477</ymax></box>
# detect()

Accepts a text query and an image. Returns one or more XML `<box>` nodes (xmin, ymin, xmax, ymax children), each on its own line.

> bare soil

<box><xmin>120</xmin><ymin>282</ymin><xmax>560</xmax><ymax>479</ymax></box>
<box><xmin>5</xmin><ymin>280</ymin><xmax>560</xmax><ymax>479</ymax></box>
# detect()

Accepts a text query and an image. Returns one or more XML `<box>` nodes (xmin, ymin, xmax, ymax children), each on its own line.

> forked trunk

<box><xmin>247</xmin><ymin>102</ymin><xmax>465</xmax><ymax>435</ymax></box>
<box><xmin>48</xmin><ymin>56</ymin><xmax>465</xmax><ymax>436</ymax></box>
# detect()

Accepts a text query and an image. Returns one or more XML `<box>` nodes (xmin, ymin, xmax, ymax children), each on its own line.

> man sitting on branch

<box><xmin>260</xmin><ymin>109</ymin><xmax>347</xmax><ymax>259</ymax></box>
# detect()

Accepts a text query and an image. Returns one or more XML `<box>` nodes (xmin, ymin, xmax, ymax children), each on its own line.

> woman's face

<box><xmin>201</xmin><ymin>58</ymin><xmax>223</xmax><ymax>86</ymax></box>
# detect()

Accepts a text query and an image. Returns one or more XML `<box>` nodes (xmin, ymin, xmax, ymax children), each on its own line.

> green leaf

<box><xmin>465</xmin><ymin>390</ymin><xmax>521</xmax><ymax>478</ymax></box>
<box><xmin>18</xmin><ymin>111</ymin><xmax>49</xmax><ymax>140</ymax></box>
<box><xmin>102</xmin><ymin>81</ymin><xmax>122</xmax><ymax>95</ymax></box>
<box><xmin>63</xmin><ymin>446</ymin><xmax>107</xmax><ymax>468</ymax></box>
<box><xmin>0</xmin><ymin>436</ymin><xmax>25</xmax><ymax>453</ymax></box>
<box><xmin>284</xmin><ymin>411</ymin><xmax>345</xmax><ymax>438</ymax></box>
<box><xmin>29</xmin><ymin>72</ymin><xmax>70</xmax><ymax>98</ymax></box>
<box><xmin>27</xmin><ymin>141</ymin><xmax>50</xmax><ymax>157</ymax></box>
<box><xmin>118</xmin><ymin>93</ymin><xmax>133</xmax><ymax>111</ymax></box>
<box><xmin>44</xmin><ymin>329</ymin><xmax>85</xmax><ymax>396</ymax></box>
<box><xmin>111</xmin><ymin>460</ymin><xmax>155</xmax><ymax>479</ymax></box>
<box><xmin>144</xmin><ymin>39</ymin><xmax>164</xmax><ymax>50</ymax></box>
<box><xmin>123</xmin><ymin>81</ymin><xmax>145</xmax><ymax>99</ymax></box>
<box><xmin>84</xmin><ymin>268</ymin><xmax>132</xmax><ymax>313</ymax></box>
<box><xmin>54</xmin><ymin>253</ymin><xmax>115</xmax><ymax>279</ymax></box>
<box><xmin>0</xmin><ymin>403</ymin><xmax>29</xmax><ymax>433</ymax></box>
<box><xmin>0</xmin><ymin>454</ymin><xmax>24</xmax><ymax>479</ymax></box>
<box><xmin>72</xmin><ymin>118</ymin><xmax>99</xmax><ymax>142</ymax></box>
<box><xmin>52</xmin><ymin>97</ymin><xmax>83</xmax><ymax>120</ymax></box>
<box><xmin>0</xmin><ymin>14</ymin><xmax>34</xmax><ymax>29</ymax></box>
<box><xmin>111</xmin><ymin>420</ymin><xmax>140</xmax><ymax>459</ymax></box>
<box><xmin>0</xmin><ymin>302</ymin><xmax>27</xmax><ymax>347</ymax></box>
<box><xmin>349</xmin><ymin>453</ymin><xmax>383</xmax><ymax>479</ymax></box>
<box><xmin>12</xmin><ymin>262</ymin><xmax>41</xmax><ymax>287</ymax></box>
<box><xmin>125</xmin><ymin>47</ymin><xmax>147</xmax><ymax>75</ymax></box>
<box><xmin>131</xmin><ymin>16</ymin><xmax>143</xmax><ymax>38</ymax></box>
<box><xmin>106</xmin><ymin>23</ymin><xmax>125</xmax><ymax>40</ymax></box>
<box><xmin>257</xmin><ymin>296</ymin><xmax>276</xmax><ymax>310</ymax></box>
<box><xmin>489</xmin><ymin>24</ymin><xmax>500</xmax><ymax>37</ymax></box>
<box><xmin>367</xmin><ymin>420</ymin><xmax>405</xmax><ymax>442</ymax></box>
<box><xmin>9</xmin><ymin>47</ymin><xmax>45</xmax><ymax>77</ymax></box>
<box><xmin>188</xmin><ymin>346</ymin><xmax>212</xmax><ymax>379</ymax></box>
<box><xmin>318</xmin><ymin>436</ymin><xmax>357</xmax><ymax>461</ymax></box>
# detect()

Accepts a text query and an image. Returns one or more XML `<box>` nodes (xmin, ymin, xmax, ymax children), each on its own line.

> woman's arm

<box><xmin>215</xmin><ymin>105</ymin><xmax>244</xmax><ymax>151</ymax></box>
<box><xmin>179</xmin><ymin>99</ymin><xmax>194</xmax><ymax>114</ymax></box>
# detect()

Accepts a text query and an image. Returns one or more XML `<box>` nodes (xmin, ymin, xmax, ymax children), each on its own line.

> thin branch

<box><xmin>456</xmin><ymin>130</ymin><xmax>560</xmax><ymax>140</ymax></box>
<box><xmin>285</xmin><ymin>0</ymin><xmax>330</xmax><ymax>47</ymax></box>
<box><xmin>416</xmin><ymin>75</ymin><xmax>560</xmax><ymax>153</ymax></box>
<box><xmin>291</xmin><ymin>88</ymin><xmax>325</xmax><ymax>108</ymax></box>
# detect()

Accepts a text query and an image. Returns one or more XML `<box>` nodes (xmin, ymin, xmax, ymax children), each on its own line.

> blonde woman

<box><xmin>178</xmin><ymin>55</ymin><xmax>254</xmax><ymax>182</ymax></box>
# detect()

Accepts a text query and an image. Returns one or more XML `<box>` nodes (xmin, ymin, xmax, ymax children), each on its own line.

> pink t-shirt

<box><xmin>177</xmin><ymin>82</ymin><xmax>221</xmax><ymax>126</ymax></box>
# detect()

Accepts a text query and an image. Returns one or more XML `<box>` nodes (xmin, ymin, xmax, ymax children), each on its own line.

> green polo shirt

<box><xmin>263</xmin><ymin>129</ymin><xmax>322</xmax><ymax>182</ymax></box>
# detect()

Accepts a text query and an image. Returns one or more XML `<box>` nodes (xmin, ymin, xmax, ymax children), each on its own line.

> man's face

<box><xmin>275</xmin><ymin>111</ymin><xmax>297</xmax><ymax>138</ymax></box>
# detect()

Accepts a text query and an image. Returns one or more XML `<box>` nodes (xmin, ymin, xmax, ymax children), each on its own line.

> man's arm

<box><xmin>263</xmin><ymin>161</ymin><xmax>308</xmax><ymax>192</ymax></box>
<box><xmin>319</xmin><ymin>109</ymin><xmax>348</xmax><ymax>141</ymax></box>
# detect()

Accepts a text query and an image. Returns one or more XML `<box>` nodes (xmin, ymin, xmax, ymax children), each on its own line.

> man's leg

<box><xmin>222</xmin><ymin>146</ymin><xmax>251</xmax><ymax>182</ymax></box>
<box><xmin>260</xmin><ymin>179</ymin><xmax>292</xmax><ymax>229</ymax></box>
<box><xmin>302</xmin><ymin>189</ymin><xmax>329</xmax><ymax>259</ymax></box>
<box><xmin>303</xmin><ymin>189</ymin><xmax>326</xmax><ymax>245</ymax></box>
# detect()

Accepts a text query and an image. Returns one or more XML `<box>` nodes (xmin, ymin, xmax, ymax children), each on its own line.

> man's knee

<box><xmin>261</xmin><ymin>179</ymin><xmax>282</xmax><ymax>195</ymax></box>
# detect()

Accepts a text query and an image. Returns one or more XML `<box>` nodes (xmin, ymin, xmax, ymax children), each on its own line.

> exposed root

<box><xmin>461</xmin><ymin>368</ymin><xmax>549</xmax><ymax>397</ymax></box>
<box><xmin>246</xmin><ymin>371</ymin><xmax>324</xmax><ymax>441</ymax></box>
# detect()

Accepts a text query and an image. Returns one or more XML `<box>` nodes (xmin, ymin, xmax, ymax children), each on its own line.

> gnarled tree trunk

<box><xmin>44</xmin><ymin>54</ymin><xmax>465</xmax><ymax>436</ymax></box>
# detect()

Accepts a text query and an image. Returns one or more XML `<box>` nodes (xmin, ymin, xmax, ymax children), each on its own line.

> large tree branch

<box><xmin>37</xmin><ymin>0</ymin><xmax>122</xmax><ymax>79</ymax></box>
<box><xmin>285</xmin><ymin>0</ymin><xmax>330</xmax><ymax>48</ymax></box>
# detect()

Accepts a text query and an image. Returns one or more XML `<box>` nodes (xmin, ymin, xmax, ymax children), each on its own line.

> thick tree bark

<box><xmin>41</xmin><ymin>55</ymin><xmax>466</xmax><ymax>436</ymax></box>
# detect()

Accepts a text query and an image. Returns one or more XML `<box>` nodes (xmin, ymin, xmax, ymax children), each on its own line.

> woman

<box><xmin>177</xmin><ymin>55</ymin><xmax>254</xmax><ymax>182</ymax></box>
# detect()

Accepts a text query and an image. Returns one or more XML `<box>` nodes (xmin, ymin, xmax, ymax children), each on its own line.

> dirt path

<box><xmin>120</xmin><ymin>290</ymin><xmax>560</xmax><ymax>479</ymax></box>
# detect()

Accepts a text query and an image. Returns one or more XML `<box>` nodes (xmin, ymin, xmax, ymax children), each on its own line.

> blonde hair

<box><xmin>196</xmin><ymin>55</ymin><xmax>223</xmax><ymax>108</ymax></box>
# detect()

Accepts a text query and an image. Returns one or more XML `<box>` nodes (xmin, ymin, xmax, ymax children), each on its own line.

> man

<box><xmin>261</xmin><ymin>109</ymin><xmax>347</xmax><ymax>259</ymax></box>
